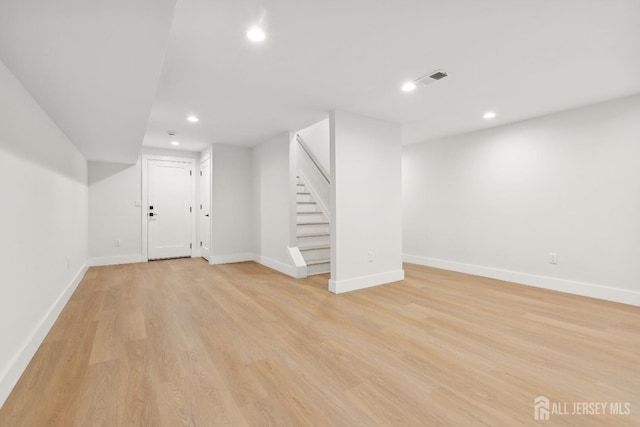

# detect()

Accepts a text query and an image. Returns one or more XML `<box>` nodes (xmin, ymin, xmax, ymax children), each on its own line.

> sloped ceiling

<box><xmin>0</xmin><ymin>0</ymin><xmax>177</xmax><ymax>163</ymax></box>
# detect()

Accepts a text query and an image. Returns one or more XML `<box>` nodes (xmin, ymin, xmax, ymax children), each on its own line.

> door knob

<box><xmin>205</xmin><ymin>214</ymin><xmax>210</xmax><ymax>217</ymax></box>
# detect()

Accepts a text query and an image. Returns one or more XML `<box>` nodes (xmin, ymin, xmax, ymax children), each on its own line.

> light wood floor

<box><xmin>1</xmin><ymin>259</ymin><xmax>638</xmax><ymax>426</ymax></box>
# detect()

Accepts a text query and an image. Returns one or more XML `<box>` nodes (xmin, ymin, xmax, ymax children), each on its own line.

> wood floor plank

<box><xmin>69</xmin><ymin>359</ymin><xmax>120</xmax><ymax>427</ymax></box>
<box><xmin>1</xmin><ymin>259</ymin><xmax>639</xmax><ymax>426</ymax></box>
<box><xmin>248</xmin><ymin>358</ymin><xmax>335</xmax><ymax>426</ymax></box>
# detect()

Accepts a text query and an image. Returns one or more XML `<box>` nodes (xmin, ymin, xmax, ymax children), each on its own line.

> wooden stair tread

<box><xmin>306</xmin><ymin>259</ymin><xmax>330</xmax><ymax>265</ymax></box>
<box><xmin>296</xmin><ymin>177</ymin><xmax>330</xmax><ymax>267</ymax></box>
<box><xmin>297</xmin><ymin>232</ymin><xmax>330</xmax><ymax>237</ymax></box>
<box><xmin>299</xmin><ymin>245</ymin><xmax>330</xmax><ymax>251</ymax></box>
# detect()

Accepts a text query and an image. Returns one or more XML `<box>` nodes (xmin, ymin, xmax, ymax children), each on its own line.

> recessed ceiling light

<box><xmin>483</xmin><ymin>111</ymin><xmax>497</xmax><ymax>120</ymax></box>
<box><xmin>401</xmin><ymin>81</ymin><xmax>417</xmax><ymax>92</ymax></box>
<box><xmin>247</xmin><ymin>27</ymin><xmax>266</xmax><ymax>43</ymax></box>
<box><xmin>171</xmin><ymin>141</ymin><xmax>180</xmax><ymax>146</ymax></box>
<box><xmin>187</xmin><ymin>115</ymin><xmax>199</xmax><ymax>123</ymax></box>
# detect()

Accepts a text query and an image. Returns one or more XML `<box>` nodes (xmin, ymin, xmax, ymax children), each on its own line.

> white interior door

<box><xmin>148</xmin><ymin>159</ymin><xmax>193</xmax><ymax>260</ymax></box>
<box><xmin>199</xmin><ymin>157</ymin><xmax>211</xmax><ymax>259</ymax></box>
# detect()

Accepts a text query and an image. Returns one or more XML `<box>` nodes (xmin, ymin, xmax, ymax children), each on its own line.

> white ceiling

<box><xmin>1</xmin><ymin>1</ymin><xmax>639</xmax><ymax>159</ymax></box>
<box><xmin>144</xmin><ymin>0</ymin><xmax>640</xmax><ymax>152</ymax></box>
<box><xmin>0</xmin><ymin>0</ymin><xmax>177</xmax><ymax>163</ymax></box>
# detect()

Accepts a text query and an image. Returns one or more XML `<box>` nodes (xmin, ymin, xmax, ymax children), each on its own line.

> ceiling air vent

<box><xmin>429</xmin><ymin>71</ymin><xmax>448</xmax><ymax>80</ymax></box>
<box><xmin>415</xmin><ymin>69</ymin><xmax>449</xmax><ymax>86</ymax></box>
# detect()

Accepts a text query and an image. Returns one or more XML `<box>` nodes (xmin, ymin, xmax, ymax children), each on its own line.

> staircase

<box><xmin>295</xmin><ymin>176</ymin><xmax>330</xmax><ymax>275</ymax></box>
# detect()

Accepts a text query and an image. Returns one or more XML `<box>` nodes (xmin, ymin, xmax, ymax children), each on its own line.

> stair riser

<box><xmin>297</xmin><ymin>213</ymin><xmax>326</xmax><ymax>223</ymax></box>
<box><xmin>296</xmin><ymin>177</ymin><xmax>330</xmax><ymax>268</ymax></box>
<box><xmin>307</xmin><ymin>262</ymin><xmax>330</xmax><ymax>275</ymax></box>
<box><xmin>296</xmin><ymin>204</ymin><xmax>319</xmax><ymax>213</ymax></box>
<box><xmin>297</xmin><ymin>235</ymin><xmax>330</xmax><ymax>246</ymax></box>
<box><xmin>301</xmin><ymin>248</ymin><xmax>330</xmax><ymax>262</ymax></box>
<box><xmin>296</xmin><ymin>194</ymin><xmax>313</xmax><ymax>203</ymax></box>
<box><xmin>297</xmin><ymin>224</ymin><xmax>329</xmax><ymax>234</ymax></box>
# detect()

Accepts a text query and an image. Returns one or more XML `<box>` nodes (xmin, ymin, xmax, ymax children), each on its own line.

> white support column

<box><xmin>329</xmin><ymin>110</ymin><xmax>404</xmax><ymax>293</ymax></box>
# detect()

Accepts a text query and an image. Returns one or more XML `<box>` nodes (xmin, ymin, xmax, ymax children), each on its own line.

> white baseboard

<box><xmin>404</xmin><ymin>254</ymin><xmax>640</xmax><ymax>307</ymax></box>
<box><xmin>253</xmin><ymin>255</ymin><xmax>297</xmax><ymax>278</ymax></box>
<box><xmin>0</xmin><ymin>261</ymin><xmax>89</xmax><ymax>408</ymax></box>
<box><xmin>89</xmin><ymin>254</ymin><xmax>144</xmax><ymax>267</ymax></box>
<box><xmin>209</xmin><ymin>253</ymin><xmax>254</xmax><ymax>265</ymax></box>
<box><xmin>329</xmin><ymin>269</ymin><xmax>405</xmax><ymax>294</ymax></box>
<box><xmin>287</xmin><ymin>247</ymin><xmax>308</xmax><ymax>279</ymax></box>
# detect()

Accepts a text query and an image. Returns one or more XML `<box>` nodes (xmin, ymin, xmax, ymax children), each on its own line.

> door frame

<box><xmin>199</xmin><ymin>148</ymin><xmax>213</xmax><ymax>262</ymax></box>
<box><xmin>141</xmin><ymin>154</ymin><xmax>197</xmax><ymax>262</ymax></box>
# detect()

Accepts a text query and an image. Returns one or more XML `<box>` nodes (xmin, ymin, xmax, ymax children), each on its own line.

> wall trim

<box><xmin>404</xmin><ymin>254</ymin><xmax>640</xmax><ymax>307</ymax></box>
<box><xmin>89</xmin><ymin>254</ymin><xmax>144</xmax><ymax>267</ymax></box>
<box><xmin>329</xmin><ymin>269</ymin><xmax>405</xmax><ymax>294</ymax></box>
<box><xmin>199</xmin><ymin>148</ymin><xmax>213</xmax><ymax>266</ymax></box>
<box><xmin>209</xmin><ymin>253</ymin><xmax>254</xmax><ymax>265</ymax></box>
<box><xmin>287</xmin><ymin>246</ymin><xmax>308</xmax><ymax>279</ymax></box>
<box><xmin>0</xmin><ymin>261</ymin><xmax>89</xmax><ymax>408</ymax></box>
<box><xmin>253</xmin><ymin>255</ymin><xmax>297</xmax><ymax>278</ymax></box>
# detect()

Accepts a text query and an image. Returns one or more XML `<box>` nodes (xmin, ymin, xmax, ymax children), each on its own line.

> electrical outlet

<box><xmin>368</xmin><ymin>251</ymin><xmax>374</xmax><ymax>262</ymax></box>
<box><xmin>549</xmin><ymin>252</ymin><xmax>558</xmax><ymax>265</ymax></box>
<box><xmin>114</xmin><ymin>240</ymin><xmax>121</xmax><ymax>248</ymax></box>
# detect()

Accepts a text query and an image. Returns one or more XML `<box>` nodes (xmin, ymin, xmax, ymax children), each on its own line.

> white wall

<box><xmin>297</xmin><ymin>118</ymin><xmax>330</xmax><ymax>174</ymax></box>
<box><xmin>403</xmin><ymin>95</ymin><xmax>640</xmax><ymax>306</ymax></box>
<box><xmin>330</xmin><ymin>110</ymin><xmax>404</xmax><ymax>293</ymax></box>
<box><xmin>296</xmin><ymin>144</ymin><xmax>331</xmax><ymax>217</ymax></box>
<box><xmin>89</xmin><ymin>144</ymin><xmax>256</xmax><ymax>266</ymax></box>
<box><xmin>0</xmin><ymin>59</ymin><xmax>88</xmax><ymax>406</ymax></box>
<box><xmin>88</xmin><ymin>148</ymin><xmax>198</xmax><ymax>265</ymax></box>
<box><xmin>297</xmin><ymin>119</ymin><xmax>331</xmax><ymax>213</ymax></box>
<box><xmin>89</xmin><ymin>160</ymin><xmax>143</xmax><ymax>264</ymax></box>
<box><xmin>253</xmin><ymin>133</ymin><xmax>296</xmax><ymax>276</ymax></box>
<box><xmin>210</xmin><ymin>144</ymin><xmax>253</xmax><ymax>263</ymax></box>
